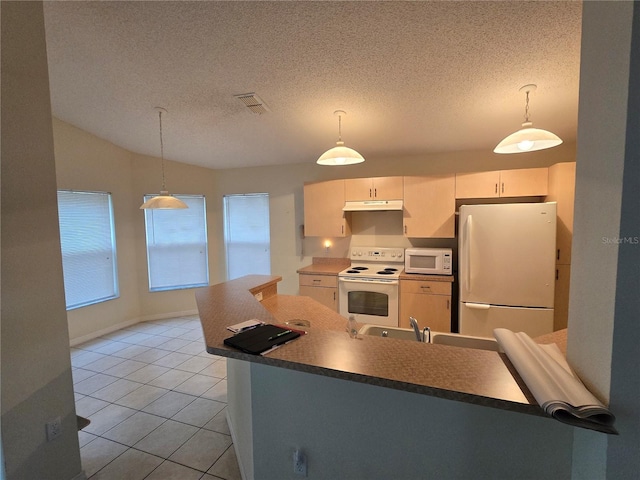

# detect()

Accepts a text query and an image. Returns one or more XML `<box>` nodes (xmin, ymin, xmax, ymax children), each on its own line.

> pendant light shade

<box><xmin>140</xmin><ymin>107</ymin><xmax>188</xmax><ymax>209</ymax></box>
<box><xmin>494</xmin><ymin>84</ymin><xmax>562</xmax><ymax>154</ymax></box>
<box><xmin>317</xmin><ymin>110</ymin><xmax>365</xmax><ymax>166</ymax></box>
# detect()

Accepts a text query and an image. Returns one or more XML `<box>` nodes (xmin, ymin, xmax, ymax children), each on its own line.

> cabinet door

<box><xmin>304</xmin><ymin>180</ymin><xmax>350</xmax><ymax>237</ymax></box>
<box><xmin>547</xmin><ymin>162</ymin><xmax>576</xmax><ymax>264</ymax></box>
<box><xmin>372</xmin><ymin>176</ymin><xmax>403</xmax><ymax>200</ymax></box>
<box><xmin>500</xmin><ymin>167</ymin><xmax>549</xmax><ymax>197</ymax></box>
<box><xmin>299</xmin><ymin>285</ymin><xmax>338</xmax><ymax>311</ymax></box>
<box><xmin>554</xmin><ymin>264</ymin><xmax>571</xmax><ymax>331</ymax></box>
<box><xmin>399</xmin><ymin>293</ymin><xmax>451</xmax><ymax>332</ymax></box>
<box><xmin>455</xmin><ymin>171</ymin><xmax>500</xmax><ymax>199</ymax></box>
<box><xmin>403</xmin><ymin>175</ymin><xmax>455</xmax><ymax>238</ymax></box>
<box><xmin>345</xmin><ymin>178</ymin><xmax>373</xmax><ymax>201</ymax></box>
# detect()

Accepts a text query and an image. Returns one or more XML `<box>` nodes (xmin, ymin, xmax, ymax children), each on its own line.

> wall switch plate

<box><xmin>293</xmin><ymin>449</ymin><xmax>307</xmax><ymax>476</ymax></box>
<box><xmin>46</xmin><ymin>417</ymin><xmax>62</xmax><ymax>441</ymax></box>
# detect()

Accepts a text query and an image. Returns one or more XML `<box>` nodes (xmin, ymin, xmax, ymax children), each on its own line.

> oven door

<box><xmin>338</xmin><ymin>277</ymin><xmax>399</xmax><ymax>327</ymax></box>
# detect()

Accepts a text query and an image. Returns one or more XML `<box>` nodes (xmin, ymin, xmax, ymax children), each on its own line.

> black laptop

<box><xmin>224</xmin><ymin>324</ymin><xmax>300</xmax><ymax>355</ymax></box>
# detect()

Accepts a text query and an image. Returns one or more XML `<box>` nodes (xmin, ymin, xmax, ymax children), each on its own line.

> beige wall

<box><xmin>215</xmin><ymin>142</ymin><xmax>576</xmax><ymax>296</ymax></box>
<box><xmin>1</xmin><ymin>3</ymin><xmax>82</xmax><ymax>479</ymax></box>
<box><xmin>53</xmin><ymin>119</ymin><xmax>220</xmax><ymax>342</ymax></box>
<box><xmin>53</xmin><ymin>114</ymin><xmax>576</xmax><ymax>342</ymax></box>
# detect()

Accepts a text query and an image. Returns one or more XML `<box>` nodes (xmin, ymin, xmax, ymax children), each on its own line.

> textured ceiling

<box><xmin>43</xmin><ymin>1</ymin><xmax>582</xmax><ymax>170</ymax></box>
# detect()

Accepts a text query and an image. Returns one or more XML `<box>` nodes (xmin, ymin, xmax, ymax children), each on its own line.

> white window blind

<box><xmin>57</xmin><ymin>190</ymin><xmax>119</xmax><ymax>310</ymax></box>
<box><xmin>223</xmin><ymin>193</ymin><xmax>271</xmax><ymax>280</ymax></box>
<box><xmin>143</xmin><ymin>194</ymin><xmax>209</xmax><ymax>291</ymax></box>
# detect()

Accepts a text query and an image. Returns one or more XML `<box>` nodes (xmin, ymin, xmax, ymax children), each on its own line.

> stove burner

<box><xmin>376</xmin><ymin>270</ymin><xmax>395</xmax><ymax>275</ymax></box>
<box><xmin>382</xmin><ymin>267</ymin><xmax>398</xmax><ymax>272</ymax></box>
<box><xmin>351</xmin><ymin>266</ymin><xmax>368</xmax><ymax>271</ymax></box>
<box><xmin>345</xmin><ymin>270</ymin><xmax>361</xmax><ymax>274</ymax></box>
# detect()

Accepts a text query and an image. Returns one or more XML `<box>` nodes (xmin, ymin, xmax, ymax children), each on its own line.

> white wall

<box><xmin>54</xmin><ymin>116</ymin><xmax>576</xmax><ymax>343</ymax></box>
<box><xmin>246</xmin><ymin>362</ymin><xmax>573</xmax><ymax>480</ymax></box>
<box><xmin>53</xmin><ymin>119</ymin><xmax>220</xmax><ymax>342</ymax></box>
<box><xmin>0</xmin><ymin>3</ymin><xmax>83</xmax><ymax>479</ymax></box>
<box><xmin>568</xmin><ymin>1</ymin><xmax>639</xmax><ymax>478</ymax></box>
<box><xmin>215</xmin><ymin>143</ymin><xmax>576</xmax><ymax>296</ymax></box>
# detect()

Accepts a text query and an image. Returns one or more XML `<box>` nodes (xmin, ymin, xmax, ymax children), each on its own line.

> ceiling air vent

<box><xmin>234</xmin><ymin>92</ymin><xmax>270</xmax><ymax>115</ymax></box>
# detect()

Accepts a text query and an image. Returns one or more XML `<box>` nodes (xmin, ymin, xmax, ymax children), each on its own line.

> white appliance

<box><xmin>338</xmin><ymin>247</ymin><xmax>404</xmax><ymax>327</ymax></box>
<box><xmin>405</xmin><ymin>248</ymin><xmax>452</xmax><ymax>275</ymax></box>
<box><xmin>458</xmin><ymin>202</ymin><xmax>557</xmax><ymax>338</ymax></box>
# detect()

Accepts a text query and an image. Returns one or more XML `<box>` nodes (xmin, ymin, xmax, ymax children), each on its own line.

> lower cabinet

<box><xmin>399</xmin><ymin>279</ymin><xmax>452</xmax><ymax>332</ymax></box>
<box><xmin>299</xmin><ymin>273</ymin><xmax>338</xmax><ymax>312</ymax></box>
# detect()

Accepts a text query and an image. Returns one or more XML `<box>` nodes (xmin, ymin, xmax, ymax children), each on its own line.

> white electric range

<box><xmin>338</xmin><ymin>247</ymin><xmax>404</xmax><ymax>327</ymax></box>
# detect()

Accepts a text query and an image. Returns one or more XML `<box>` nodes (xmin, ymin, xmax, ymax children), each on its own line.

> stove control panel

<box><xmin>350</xmin><ymin>247</ymin><xmax>404</xmax><ymax>262</ymax></box>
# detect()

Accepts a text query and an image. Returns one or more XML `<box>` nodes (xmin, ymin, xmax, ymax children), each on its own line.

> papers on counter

<box><xmin>493</xmin><ymin>328</ymin><xmax>617</xmax><ymax>435</ymax></box>
<box><xmin>227</xmin><ymin>319</ymin><xmax>264</xmax><ymax>333</ymax></box>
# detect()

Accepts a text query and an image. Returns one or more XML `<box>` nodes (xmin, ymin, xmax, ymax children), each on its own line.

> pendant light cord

<box><xmin>337</xmin><ymin>113</ymin><xmax>343</xmax><ymax>142</ymax></box>
<box><xmin>524</xmin><ymin>90</ymin><xmax>531</xmax><ymax>123</ymax></box>
<box><xmin>158</xmin><ymin>109</ymin><xmax>167</xmax><ymax>191</ymax></box>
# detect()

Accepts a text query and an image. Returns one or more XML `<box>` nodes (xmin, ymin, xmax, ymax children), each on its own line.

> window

<box><xmin>223</xmin><ymin>194</ymin><xmax>271</xmax><ymax>280</ymax></box>
<box><xmin>143</xmin><ymin>194</ymin><xmax>209</xmax><ymax>291</ymax></box>
<box><xmin>57</xmin><ymin>190</ymin><xmax>119</xmax><ymax>310</ymax></box>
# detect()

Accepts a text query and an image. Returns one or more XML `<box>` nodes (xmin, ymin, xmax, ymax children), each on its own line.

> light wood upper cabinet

<box><xmin>455</xmin><ymin>171</ymin><xmax>501</xmax><ymax>198</ymax></box>
<box><xmin>499</xmin><ymin>168</ymin><xmax>549</xmax><ymax>197</ymax></box>
<box><xmin>403</xmin><ymin>175</ymin><xmax>456</xmax><ymax>238</ymax></box>
<box><xmin>455</xmin><ymin>168</ymin><xmax>549</xmax><ymax>199</ymax></box>
<box><xmin>303</xmin><ymin>179</ymin><xmax>351</xmax><ymax>237</ymax></box>
<box><xmin>546</xmin><ymin>162</ymin><xmax>576</xmax><ymax>265</ymax></box>
<box><xmin>345</xmin><ymin>176</ymin><xmax>403</xmax><ymax>201</ymax></box>
<box><xmin>399</xmin><ymin>279</ymin><xmax>452</xmax><ymax>332</ymax></box>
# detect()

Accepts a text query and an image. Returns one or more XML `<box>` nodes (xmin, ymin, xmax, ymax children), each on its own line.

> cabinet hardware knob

<box><xmin>501</xmin><ymin>182</ymin><xmax>505</xmax><ymax>194</ymax></box>
<box><xmin>495</xmin><ymin>183</ymin><xmax>498</xmax><ymax>194</ymax></box>
<box><xmin>369</xmin><ymin>188</ymin><xmax>372</xmax><ymax>198</ymax></box>
<box><xmin>404</xmin><ymin>225</ymin><xmax>407</xmax><ymax>234</ymax></box>
<box><xmin>374</xmin><ymin>188</ymin><xmax>377</xmax><ymax>198</ymax></box>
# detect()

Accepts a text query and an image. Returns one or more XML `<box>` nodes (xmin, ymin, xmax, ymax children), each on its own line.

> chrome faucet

<box><xmin>409</xmin><ymin>317</ymin><xmax>422</xmax><ymax>342</ymax></box>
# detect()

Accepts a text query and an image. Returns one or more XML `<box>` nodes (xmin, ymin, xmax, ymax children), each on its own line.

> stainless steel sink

<box><xmin>358</xmin><ymin>324</ymin><xmax>499</xmax><ymax>351</ymax></box>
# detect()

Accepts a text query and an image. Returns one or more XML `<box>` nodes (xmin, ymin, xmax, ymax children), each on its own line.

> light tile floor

<box><xmin>71</xmin><ymin>316</ymin><xmax>241</xmax><ymax>480</ymax></box>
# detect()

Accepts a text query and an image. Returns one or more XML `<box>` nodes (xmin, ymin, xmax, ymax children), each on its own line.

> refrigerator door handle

<box><xmin>464</xmin><ymin>214</ymin><xmax>473</xmax><ymax>293</ymax></box>
<box><xmin>463</xmin><ymin>302</ymin><xmax>491</xmax><ymax>310</ymax></box>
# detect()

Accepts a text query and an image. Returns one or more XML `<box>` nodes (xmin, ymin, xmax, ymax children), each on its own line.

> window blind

<box><xmin>57</xmin><ymin>190</ymin><xmax>119</xmax><ymax>310</ymax></box>
<box><xmin>223</xmin><ymin>193</ymin><xmax>271</xmax><ymax>280</ymax></box>
<box><xmin>143</xmin><ymin>194</ymin><xmax>209</xmax><ymax>291</ymax></box>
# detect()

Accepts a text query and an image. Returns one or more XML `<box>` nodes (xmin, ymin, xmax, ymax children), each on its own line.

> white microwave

<box><xmin>404</xmin><ymin>248</ymin><xmax>452</xmax><ymax>275</ymax></box>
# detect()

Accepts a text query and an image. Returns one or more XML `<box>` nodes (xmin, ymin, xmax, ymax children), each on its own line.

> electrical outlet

<box><xmin>293</xmin><ymin>449</ymin><xmax>307</xmax><ymax>476</ymax></box>
<box><xmin>46</xmin><ymin>417</ymin><xmax>62</xmax><ymax>441</ymax></box>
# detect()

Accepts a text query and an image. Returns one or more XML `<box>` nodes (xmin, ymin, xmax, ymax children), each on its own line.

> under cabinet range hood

<box><xmin>342</xmin><ymin>200</ymin><xmax>403</xmax><ymax>211</ymax></box>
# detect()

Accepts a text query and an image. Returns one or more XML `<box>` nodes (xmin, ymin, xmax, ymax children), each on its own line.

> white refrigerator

<box><xmin>458</xmin><ymin>202</ymin><xmax>556</xmax><ymax>338</ymax></box>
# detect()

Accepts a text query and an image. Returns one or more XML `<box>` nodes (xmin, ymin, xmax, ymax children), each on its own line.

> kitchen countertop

<box><xmin>195</xmin><ymin>275</ymin><xmax>566</xmax><ymax>418</ymax></box>
<box><xmin>296</xmin><ymin>263</ymin><xmax>347</xmax><ymax>275</ymax></box>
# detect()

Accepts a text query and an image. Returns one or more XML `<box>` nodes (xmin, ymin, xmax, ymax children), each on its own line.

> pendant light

<box><xmin>140</xmin><ymin>107</ymin><xmax>188</xmax><ymax>209</ymax></box>
<box><xmin>316</xmin><ymin>110</ymin><xmax>365</xmax><ymax>166</ymax></box>
<box><xmin>494</xmin><ymin>84</ymin><xmax>562</xmax><ymax>154</ymax></box>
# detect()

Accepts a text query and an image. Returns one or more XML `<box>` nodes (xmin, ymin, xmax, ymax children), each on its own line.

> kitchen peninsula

<box><xmin>196</xmin><ymin>275</ymin><xmax>575</xmax><ymax>480</ymax></box>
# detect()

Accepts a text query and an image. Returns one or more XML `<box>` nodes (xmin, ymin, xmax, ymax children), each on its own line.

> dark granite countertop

<box><xmin>195</xmin><ymin>275</ymin><xmax>568</xmax><ymax>419</ymax></box>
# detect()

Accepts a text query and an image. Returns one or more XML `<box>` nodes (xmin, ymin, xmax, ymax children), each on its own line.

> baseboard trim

<box><xmin>69</xmin><ymin>318</ymin><xmax>140</xmax><ymax>346</ymax></box>
<box><xmin>68</xmin><ymin>309</ymin><xmax>199</xmax><ymax>346</ymax></box>
<box><xmin>137</xmin><ymin>309</ymin><xmax>199</xmax><ymax>322</ymax></box>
